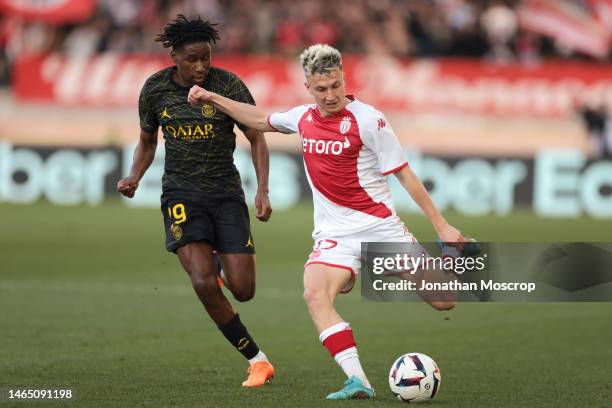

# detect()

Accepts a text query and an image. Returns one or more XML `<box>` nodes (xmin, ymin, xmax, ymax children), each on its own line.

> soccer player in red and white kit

<box><xmin>188</xmin><ymin>44</ymin><xmax>467</xmax><ymax>400</ymax></box>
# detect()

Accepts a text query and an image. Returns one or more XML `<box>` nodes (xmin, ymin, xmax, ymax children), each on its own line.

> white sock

<box><xmin>334</xmin><ymin>347</ymin><xmax>370</xmax><ymax>388</ymax></box>
<box><xmin>319</xmin><ymin>322</ymin><xmax>350</xmax><ymax>342</ymax></box>
<box><xmin>319</xmin><ymin>322</ymin><xmax>371</xmax><ymax>389</ymax></box>
<box><xmin>248</xmin><ymin>351</ymin><xmax>268</xmax><ymax>365</ymax></box>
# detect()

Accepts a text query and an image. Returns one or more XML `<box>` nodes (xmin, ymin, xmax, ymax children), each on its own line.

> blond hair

<box><xmin>300</xmin><ymin>44</ymin><xmax>343</xmax><ymax>76</ymax></box>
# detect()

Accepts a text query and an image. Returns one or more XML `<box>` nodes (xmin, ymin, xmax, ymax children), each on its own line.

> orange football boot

<box><xmin>242</xmin><ymin>361</ymin><xmax>275</xmax><ymax>387</ymax></box>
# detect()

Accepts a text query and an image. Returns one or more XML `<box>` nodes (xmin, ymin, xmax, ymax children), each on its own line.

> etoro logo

<box><xmin>302</xmin><ymin>136</ymin><xmax>350</xmax><ymax>155</ymax></box>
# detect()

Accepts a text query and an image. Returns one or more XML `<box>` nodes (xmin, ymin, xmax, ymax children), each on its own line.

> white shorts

<box><xmin>305</xmin><ymin>220</ymin><xmax>417</xmax><ymax>293</ymax></box>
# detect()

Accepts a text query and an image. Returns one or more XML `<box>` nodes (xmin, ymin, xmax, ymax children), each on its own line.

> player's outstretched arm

<box><xmin>243</xmin><ymin>128</ymin><xmax>272</xmax><ymax>221</ymax></box>
<box><xmin>117</xmin><ymin>129</ymin><xmax>158</xmax><ymax>198</ymax></box>
<box><xmin>394</xmin><ymin>165</ymin><xmax>466</xmax><ymax>248</ymax></box>
<box><xmin>188</xmin><ymin>85</ymin><xmax>275</xmax><ymax>133</ymax></box>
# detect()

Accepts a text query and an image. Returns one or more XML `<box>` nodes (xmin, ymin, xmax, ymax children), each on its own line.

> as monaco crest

<box><xmin>339</xmin><ymin>116</ymin><xmax>352</xmax><ymax>135</ymax></box>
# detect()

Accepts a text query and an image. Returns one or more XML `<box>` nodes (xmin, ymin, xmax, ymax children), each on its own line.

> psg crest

<box><xmin>339</xmin><ymin>116</ymin><xmax>351</xmax><ymax>134</ymax></box>
<box><xmin>202</xmin><ymin>104</ymin><xmax>216</xmax><ymax>118</ymax></box>
<box><xmin>171</xmin><ymin>224</ymin><xmax>182</xmax><ymax>240</ymax></box>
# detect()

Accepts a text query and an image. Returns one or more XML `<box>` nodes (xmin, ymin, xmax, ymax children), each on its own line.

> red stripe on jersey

<box><xmin>299</xmin><ymin>108</ymin><xmax>392</xmax><ymax>218</ymax></box>
<box><xmin>382</xmin><ymin>162</ymin><xmax>408</xmax><ymax>176</ymax></box>
<box><xmin>322</xmin><ymin>329</ymin><xmax>356</xmax><ymax>357</ymax></box>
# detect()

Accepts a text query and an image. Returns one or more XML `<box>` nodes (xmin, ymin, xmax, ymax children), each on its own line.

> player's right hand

<box><xmin>188</xmin><ymin>85</ymin><xmax>212</xmax><ymax>105</ymax></box>
<box><xmin>436</xmin><ymin>223</ymin><xmax>467</xmax><ymax>251</ymax></box>
<box><xmin>117</xmin><ymin>176</ymin><xmax>139</xmax><ymax>198</ymax></box>
<box><xmin>255</xmin><ymin>190</ymin><xmax>272</xmax><ymax>222</ymax></box>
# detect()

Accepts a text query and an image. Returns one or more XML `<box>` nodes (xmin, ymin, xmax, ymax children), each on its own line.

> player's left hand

<box><xmin>436</xmin><ymin>223</ymin><xmax>467</xmax><ymax>250</ymax></box>
<box><xmin>255</xmin><ymin>190</ymin><xmax>272</xmax><ymax>222</ymax></box>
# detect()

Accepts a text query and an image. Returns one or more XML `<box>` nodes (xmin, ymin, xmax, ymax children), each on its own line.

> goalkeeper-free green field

<box><xmin>1</xmin><ymin>202</ymin><xmax>611</xmax><ymax>407</ymax></box>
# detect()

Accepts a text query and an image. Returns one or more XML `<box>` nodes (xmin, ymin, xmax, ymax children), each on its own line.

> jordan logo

<box><xmin>246</xmin><ymin>237</ymin><xmax>254</xmax><ymax>247</ymax></box>
<box><xmin>160</xmin><ymin>108</ymin><xmax>172</xmax><ymax>119</ymax></box>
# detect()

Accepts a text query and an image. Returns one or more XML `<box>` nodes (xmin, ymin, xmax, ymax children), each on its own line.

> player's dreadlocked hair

<box><xmin>300</xmin><ymin>44</ymin><xmax>343</xmax><ymax>77</ymax></box>
<box><xmin>155</xmin><ymin>14</ymin><xmax>220</xmax><ymax>49</ymax></box>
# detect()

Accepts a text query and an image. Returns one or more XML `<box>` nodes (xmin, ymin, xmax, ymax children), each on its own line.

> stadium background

<box><xmin>1</xmin><ymin>1</ymin><xmax>611</xmax><ymax>407</ymax></box>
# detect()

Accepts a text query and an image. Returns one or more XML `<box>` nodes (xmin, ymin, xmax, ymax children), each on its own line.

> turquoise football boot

<box><xmin>326</xmin><ymin>376</ymin><xmax>375</xmax><ymax>400</ymax></box>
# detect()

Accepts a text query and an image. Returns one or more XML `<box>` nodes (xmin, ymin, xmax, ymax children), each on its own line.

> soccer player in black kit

<box><xmin>117</xmin><ymin>15</ymin><xmax>275</xmax><ymax>387</ymax></box>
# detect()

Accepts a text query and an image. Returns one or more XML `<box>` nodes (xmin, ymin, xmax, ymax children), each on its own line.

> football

<box><xmin>388</xmin><ymin>353</ymin><xmax>441</xmax><ymax>403</ymax></box>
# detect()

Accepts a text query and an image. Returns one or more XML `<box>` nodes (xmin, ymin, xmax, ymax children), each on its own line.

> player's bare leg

<box><xmin>413</xmin><ymin>266</ymin><xmax>457</xmax><ymax>311</ymax></box>
<box><xmin>419</xmin><ymin>241</ymin><xmax>481</xmax><ymax>310</ymax></box>
<box><xmin>177</xmin><ymin>242</ymin><xmax>274</xmax><ymax>387</ymax></box>
<box><xmin>392</xmin><ymin>242</ymin><xmax>482</xmax><ymax>310</ymax></box>
<box><xmin>177</xmin><ymin>242</ymin><xmax>236</xmax><ymax>324</ymax></box>
<box><xmin>219</xmin><ymin>253</ymin><xmax>256</xmax><ymax>302</ymax></box>
<box><xmin>303</xmin><ymin>264</ymin><xmax>375</xmax><ymax>399</ymax></box>
<box><xmin>219</xmin><ymin>252</ymin><xmax>275</xmax><ymax>386</ymax></box>
<box><xmin>303</xmin><ymin>264</ymin><xmax>348</xmax><ymax>332</ymax></box>
<box><xmin>387</xmin><ymin>259</ymin><xmax>457</xmax><ymax>311</ymax></box>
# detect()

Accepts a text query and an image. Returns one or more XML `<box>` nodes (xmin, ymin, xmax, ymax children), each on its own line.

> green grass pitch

<box><xmin>1</xmin><ymin>202</ymin><xmax>611</xmax><ymax>407</ymax></box>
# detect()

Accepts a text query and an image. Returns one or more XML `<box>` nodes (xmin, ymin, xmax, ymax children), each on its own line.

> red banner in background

<box><xmin>12</xmin><ymin>54</ymin><xmax>612</xmax><ymax>118</ymax></box>
<box><xmin>518</xmin><ymin>0</ymin><xmax>611</xmax><ymax>58</ymax></box>
<box><xmin>589</xmin><ymin>0</ymin><xmax>612</xmax><ymax>29</ymax></box>
<box><xmin>0</xmin><ymin>0</ymin><xmax>95</xmax><ymax>24</ymax></box>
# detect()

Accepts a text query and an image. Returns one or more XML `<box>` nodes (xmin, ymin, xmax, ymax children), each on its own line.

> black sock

<box><xmin>218</xmin><ymin>314</ymin><xmax>260</xmax><ymax>360</ymax></box>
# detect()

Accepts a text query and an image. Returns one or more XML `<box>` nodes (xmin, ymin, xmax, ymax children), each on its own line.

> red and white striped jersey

<box><xmin>268</xmin><ymin>96</ymin><xmax>408</xmax><ymax>238</ymax></box>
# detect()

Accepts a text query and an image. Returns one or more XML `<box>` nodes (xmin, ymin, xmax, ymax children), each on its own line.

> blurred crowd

<box><xmin>0</xmin><ymin>0</ymin><xmax>610</xmax><ymax>85</ymax></box>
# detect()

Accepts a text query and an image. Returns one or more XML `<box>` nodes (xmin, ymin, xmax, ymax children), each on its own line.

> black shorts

<box><xmin>161</xmin><ymin>191</ymin><xmax>255</xmax><ymax>254</ymax></box>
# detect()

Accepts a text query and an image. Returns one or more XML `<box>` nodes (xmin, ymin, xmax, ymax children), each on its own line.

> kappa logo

<box><xmin>302</xmin><ymin>136</ymin><xmax>350</xmax><ymax>155</ymax></box>
<box><xmin>306</xmin><ymin>113</ymin><xmax>313</xmax><ymax>122</ymax></box>
<box><xmin>339</xmin><ymin>116</ymin><xmax>352</xmax><ymax>134</ymax></box>
<box><xmin>377</xmin><ymin>118</ymin><xmax>386</xmax><ymax>130</ymax></box>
